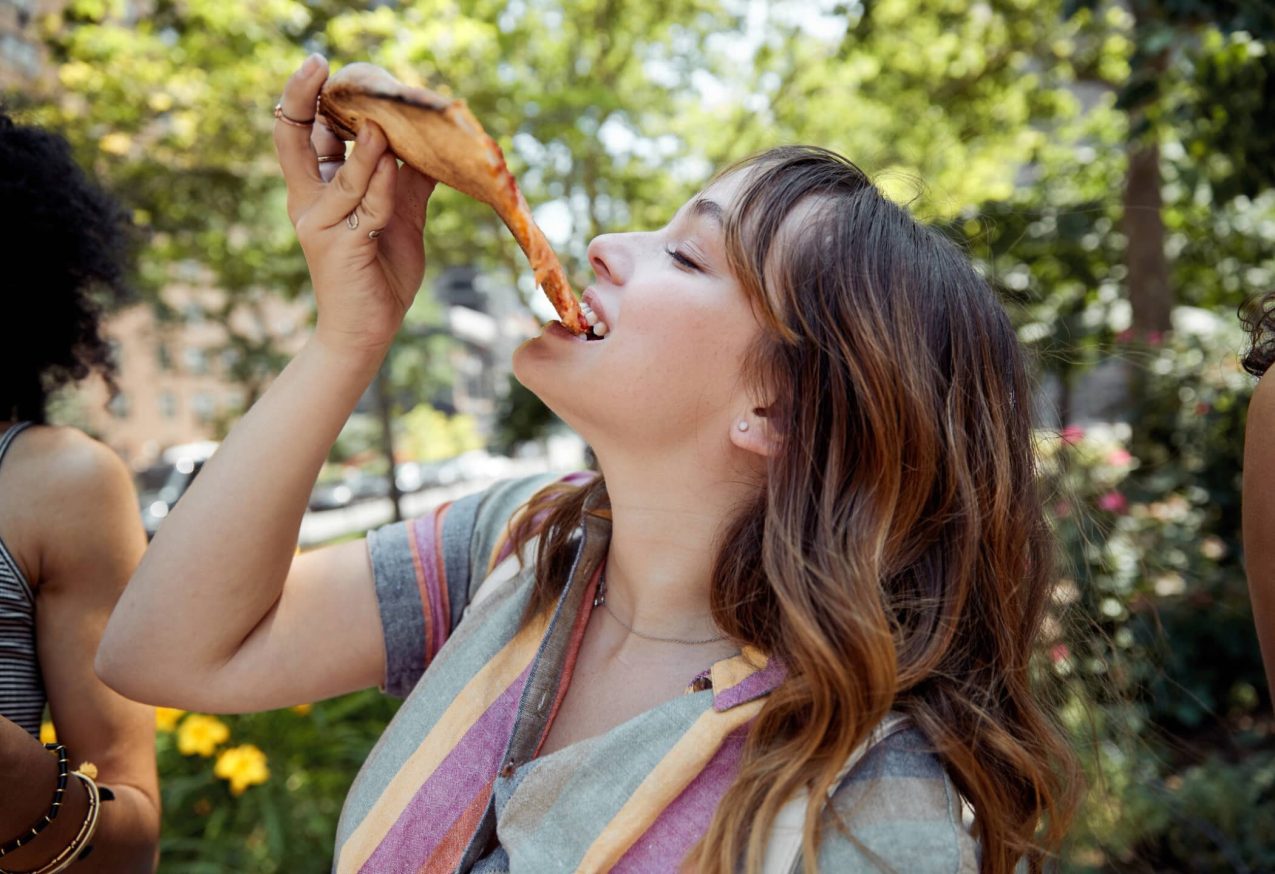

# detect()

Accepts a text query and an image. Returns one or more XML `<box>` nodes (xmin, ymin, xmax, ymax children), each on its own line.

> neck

<box><xmin>591</xmin><ymin>443</ymin><xmax>762</xmax><ymax>642</ymax></box>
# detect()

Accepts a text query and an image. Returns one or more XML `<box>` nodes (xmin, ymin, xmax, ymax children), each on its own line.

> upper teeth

<box><xmin>581</xmin><ymin>301</ymin><xmax>607</xmax><ymax>336</ymax></box>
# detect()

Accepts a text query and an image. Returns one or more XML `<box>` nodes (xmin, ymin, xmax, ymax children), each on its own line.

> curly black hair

<box><xmin>0</xmin><ymin>107</ymin><xmax>134</xmax><ymax>424</ymax></box>
<box><xmin>1241</xmin><ymin>289</ymin><xmax>1275</xmax><ymax>378</ymax></box>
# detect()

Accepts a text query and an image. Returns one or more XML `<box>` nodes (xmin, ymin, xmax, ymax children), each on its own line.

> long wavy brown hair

<box><xmin>509</xmin><ymin>146</ymin><xmax>1082</xmax><ymax>873</ymax></box>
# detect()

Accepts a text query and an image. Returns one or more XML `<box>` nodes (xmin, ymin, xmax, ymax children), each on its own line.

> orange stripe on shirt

<box><xmin>574</xmin><ymin>698</ymin><xmax>766</xmax><ymax>872</ymax></box>
<box><xmin>336</xmin><ymin>612</ymin><xmax>549</xmax><ymax>873</ymax></box>
<box><xmin>417</xmin><ymin>779</ymin><xmax>497</xmax><ymax>874</ymax></box>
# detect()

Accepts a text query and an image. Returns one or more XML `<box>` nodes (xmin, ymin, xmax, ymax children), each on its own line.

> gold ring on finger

<box><xmin>368</xmin><ymin>229</ymin><xmax>383</xmax><ymax>240</ymax></box>
<box><xmin>317</xmin><ymin>154</ymin><xmax>345</xmax><ymax>164</ymax></box>
<box><xmin>346</xmin><ymin>212</ymin><xmax>359</xmax><ymax>230</ymax></box>
<box><xmin>274</xmin><ymin>103</ymin><xmax>314</xmax><ymax>127</ymax></box>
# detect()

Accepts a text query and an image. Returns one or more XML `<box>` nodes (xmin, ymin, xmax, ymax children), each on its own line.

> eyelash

<box><xmin>665</xmin><ymin>245</ymin><xmax>701</xmax><ymax>272</ymax></box>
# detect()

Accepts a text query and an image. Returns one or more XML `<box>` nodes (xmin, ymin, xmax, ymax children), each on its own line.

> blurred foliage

<box><xmin>396</xmin><ymin>404</ymin><xmax>484</xmax><ymax>461</ymax></box>
<box><xmin>1038</xmin><ymin>323</ymin><xmax>1273</xmax><ymax>871</ymax></box>
<box><xmin>490</xmin><ymin>372</ymin><xmax>560</xmax><ymax>454</ymax></box>
<box><xmin>151</xmin><ymin>695</ymin><xmax>400</xmax><ymax>873</ymax></box>
<box><xmin>7</xmin><ymin>0</ymin><xmax>1275</xmax><ymax>870</ymax></box>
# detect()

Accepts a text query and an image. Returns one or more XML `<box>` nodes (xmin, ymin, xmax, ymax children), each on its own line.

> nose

<box><xmin>586</xmin><ymin>233</ymin><xmax>630</xmax><ymax>287</ymax></box>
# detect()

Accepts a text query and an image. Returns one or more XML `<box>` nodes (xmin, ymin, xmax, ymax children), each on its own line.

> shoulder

<box><xmin>469</xmin><ymin>470</ymin><xmax>597</xmax><ymax>570</ymax></box>
<box><xmin>8</xmin><ymin>424</ymin><xmax>134</xmax><ymax>502</ymax></box>
<box><xmin>1250</xmin><ymin>372</ymin><xmax>1275</xmax><ymax>418</ymax></box>
<box><xmin>818</xmin><ymin>725</ymin><xmax>979</xmax><ymax>873</ymax></box>
<box><xmin>11</xmin><ymin>427</ymin><xmax>142</xmax><ymax>590</ymax></box>
<box><xmin>1249</xmin><ymin>373</ymin><xmax>1275</xmax><ymax>440</ymax></box>
<box><xmin>1246</xmin><ymin>376</ymin><xmax>1275</xmax><ymax>490</ymax></box>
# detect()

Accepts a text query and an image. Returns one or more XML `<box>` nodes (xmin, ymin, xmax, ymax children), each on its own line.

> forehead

<box><xmin>669</xmin><ymin>170</ymin><xmax>755</xmax><ymax>245</ymax></box>
<box><xmin>691</xmin><ymin>168</ymin><xmax>753</xmax><ymax>220</ymax></box>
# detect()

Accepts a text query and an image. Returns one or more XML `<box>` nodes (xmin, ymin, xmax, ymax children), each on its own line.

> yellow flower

<box><xmin>213</xmin><ymin>744</ymin><xmax>269</xmax><ymax>796</ymax></box>
<box><xmin>290</xmin><ymin>703</ymin><xmax>312</xmax><ymax>716</ymax></box>
<box><xmin>176</xmin><ymin>714</ymin><xmax>229</xmax><ymax>757</ymax></box>
<box><xmin>156</xmin><ymin>707</ymin><xmax>185</xmax><ymax>733</ymax></box>
<box><xmin>40</xmin><ymin>722</ymin><xmax>57</xmax><ymax>744</ymax></box>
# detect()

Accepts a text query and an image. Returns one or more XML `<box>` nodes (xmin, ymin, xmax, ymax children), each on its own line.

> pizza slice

<box><xmin>318</xmin><ymin>62</ymin><xmax>590</xmax><ymax>336</ymax></box>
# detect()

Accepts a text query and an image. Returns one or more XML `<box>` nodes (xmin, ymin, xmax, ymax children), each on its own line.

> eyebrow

<box><xmin>689</xmin><ymin>197</ymin><xmax>724</xmax><ymax>227</ymax></box>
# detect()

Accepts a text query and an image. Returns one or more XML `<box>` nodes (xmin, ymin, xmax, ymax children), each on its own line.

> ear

<box><xmin>729</xmin><ymin>405</ymin><xmax>781</xmax><ymax>459</ymax></box>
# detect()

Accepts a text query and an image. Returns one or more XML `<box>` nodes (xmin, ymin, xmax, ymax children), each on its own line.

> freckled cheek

<box><xmin>621</xmin><ymin>307</ymin><xmax>749</xmax><ymax>393</ymax></box>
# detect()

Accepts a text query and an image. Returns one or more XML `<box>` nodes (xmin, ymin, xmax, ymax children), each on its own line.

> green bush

<box><xmin>153</xmin><ymin>692</ymin><xmax>400</xmax><ymax>873</ymax></box>
<box><xmin>1044</xmin><ymin>319</ymin><xmax>1273</xmax><ymax>870</ymax></box>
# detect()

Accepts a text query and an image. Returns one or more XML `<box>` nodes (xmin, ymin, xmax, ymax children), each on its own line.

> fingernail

<box><xmin>302</xmin><ymin>53</ymin><xmax>322</xmax><ymax>75</ymax></box>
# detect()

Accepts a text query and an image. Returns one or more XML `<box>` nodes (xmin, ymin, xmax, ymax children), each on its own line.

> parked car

<box><xmin>345</xmin><ymin>468</ymin><xmax>390</xmax><ymax>503</ymax></box>
<box><xmin>307</xmin><ymin>479</ymin><xmax>354</xmax><ymax>512</ymax></box>
<box><xmin>136</xmin><ymin>441</ymin><xmax>219</xmax><ymax>538</ymax></box>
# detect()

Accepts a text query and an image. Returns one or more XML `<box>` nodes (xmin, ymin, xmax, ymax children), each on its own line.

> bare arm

<box><xmin>96</xmin><ymin>55</ymin><xmax>436</xmax><ymax>714</ymax></box>
<box><xmin>1243</xmin><ymin>374</ymin><xmax>1275</xmax><ymax>703</ymax></box>
<box><xmin>96</xmin><ymin>341</ymin><xmax>389</xmax><ymax>713</ymax></box>
<box><xmin>0</xmin><ymin>431</ymin><xmax>158</xmax><ymax>873</ymax></box>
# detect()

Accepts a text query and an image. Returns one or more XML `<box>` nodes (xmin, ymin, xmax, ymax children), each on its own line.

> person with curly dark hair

<box><xmin>0</xmin><ymin>108</ymin><xmax>159</xmax><ymax>872</ymax></box>
<box><xmin>1242</xmin><ymin>291</ymin><xmax>1275</xmax><ymax>704</ymax></box>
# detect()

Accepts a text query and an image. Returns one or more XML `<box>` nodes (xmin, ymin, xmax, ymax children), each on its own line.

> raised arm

<box><xmin>96</xmin><ymin>55</ymin><xmax>437</xmax><ymax>714</ymax></box>
<box><xmin>1244</xmin><ymin>374</ymin><xmax>1275</xmax><ymax>702</ymax></box>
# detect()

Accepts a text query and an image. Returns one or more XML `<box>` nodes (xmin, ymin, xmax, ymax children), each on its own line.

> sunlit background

<box><xmin>5</xmin><ymin>0</ymin><xmax>1275</xmax><ymax>869</ymax></box>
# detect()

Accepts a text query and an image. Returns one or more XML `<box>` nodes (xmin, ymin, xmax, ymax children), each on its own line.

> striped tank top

<box><xmin>0</xmin><ymin>422</ymin><xmax>44</xmax><ymax>737</ymax></box>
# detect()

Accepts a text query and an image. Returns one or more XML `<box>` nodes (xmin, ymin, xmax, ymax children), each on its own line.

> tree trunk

<box><xmin>1123</xmin><ymin>140</ymin><xmax>1174</xmax><ymax>338</ymax></box>
<box><xmin>375</xmin><ymin>364</ymin><xmax>403</xmax><ymax>523</ymax></box>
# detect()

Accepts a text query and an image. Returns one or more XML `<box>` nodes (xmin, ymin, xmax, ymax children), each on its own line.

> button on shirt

<box><xmin>332</xmin><ymin>473</ymin><xmax>978</xmax><ymax>873</ymax></box>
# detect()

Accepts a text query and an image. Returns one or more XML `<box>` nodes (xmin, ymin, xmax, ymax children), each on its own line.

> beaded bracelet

<box><xmin>13</xmin><ymin>770</ymin><xmax>101</xmax><ymax>874</ymax></box>
<box><xmin>0</xmin><ymin>744</ymin><xmax>69</xmax><ymax>859</ymax></box>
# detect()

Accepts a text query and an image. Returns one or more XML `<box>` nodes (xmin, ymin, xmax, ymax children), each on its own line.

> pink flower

<box><xmin>1147</xmin><ymin>331</ymin><xmax>1165</xmax><ymax>346</ymax></box>
<box><xmin>1098</xmin><ymin>491</ymin><xmax>1128</xmax><ymax>514</ymax></box>
<box><xmin>1050</xmin><ymin>644</ymin><xmax>1070</xmax><ymax>664</ymax></box>
<box><xmin>1115</xmin><ymin>329</ymin><xmax>1135</xmax><ymax>343</ymax></box>
<box><xmin>1060</xmin><ymin>425</ymin><xmax>1085</xmax><ymax>445</ymax></box>
<box><xmin>1107</xmin><ymin>448</ymin><xmax>1133</xmax><ymax>466</ymax></box>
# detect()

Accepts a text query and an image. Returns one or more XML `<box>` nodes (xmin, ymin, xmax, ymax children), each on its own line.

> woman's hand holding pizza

<box><xmin>274</xmin><ymin>54</ymin><xmax>437</xmax><ymax>357</ymax></box>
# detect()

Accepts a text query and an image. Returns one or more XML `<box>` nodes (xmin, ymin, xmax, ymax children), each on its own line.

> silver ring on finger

<box><xmin>346</xmin><ymin>212</ymin><xmax>359</xmax><ymax>230</ymax></box>
<box><xmin>368</xmin><ymin>229</ymin><xmax>383</xmax><ymax>240</ymax></box>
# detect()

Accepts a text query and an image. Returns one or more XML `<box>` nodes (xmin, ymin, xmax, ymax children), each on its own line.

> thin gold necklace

<box><xmin>593</xmin><ymin>573</ymin><xmax>728</xmax><ymax>646</ymax></box>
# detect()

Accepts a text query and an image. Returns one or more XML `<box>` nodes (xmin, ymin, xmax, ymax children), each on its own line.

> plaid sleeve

<box><xmin>812</xmin><ymin>727</ymin><xmax>980</xmax><ymax>872</ymax></box>
<box><xmin>366</xmin><ymin>471</ymin><xmax>590</xmax><ymax>698</ymax></box>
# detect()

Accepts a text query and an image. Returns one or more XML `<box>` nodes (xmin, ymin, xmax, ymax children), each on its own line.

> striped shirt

<box><xmin>334</xmin><ymin>472</ymin><xmax>978</xmax><ymax>873</ymax></box>
<box><xmin>0</xmin><ymin>422</ymin><xmax>44</xmax><ymax>737</ymax></box>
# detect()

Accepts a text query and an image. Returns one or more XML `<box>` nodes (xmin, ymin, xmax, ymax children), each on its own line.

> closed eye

<box><xmin>665</xmin><ymin>245</ymin><xmax>702</xmax><ymax>272</ymax></box>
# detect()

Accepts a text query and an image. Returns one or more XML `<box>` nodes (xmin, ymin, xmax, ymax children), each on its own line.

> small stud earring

<box><xmin>737</xmin><ymin>420</ymin><xmax>750</xmax><ymax>432</ymax></box>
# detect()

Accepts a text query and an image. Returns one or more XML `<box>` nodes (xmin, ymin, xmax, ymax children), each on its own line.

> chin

<box><xmin>512</xmin><ymin>342</ymin><xmax>588</xmax><ymax>434</ymax></box>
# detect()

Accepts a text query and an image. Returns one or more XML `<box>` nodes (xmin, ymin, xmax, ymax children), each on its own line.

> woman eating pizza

<box><xmin>97</xmin><ymin>54</ymin><xmax>1081</xmax><ymax>873</ymax></box>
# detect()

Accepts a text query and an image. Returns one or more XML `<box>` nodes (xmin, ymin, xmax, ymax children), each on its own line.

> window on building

<box><xmin>192</xmin><ymin>392</ymin><xmax>216</xmax><ymax>424</ymax></box>
<box><xmin>158</xmin><ymin>391</ymin><xmax>178</xmax><ymax>420</ymax></box>
<box><xmin>107</xmin><ymin>392</ymin><xmax>130</xmax><ymax>419</ymax></box>
<box><xmin>157</xmin><ymin>343</ymin><xmax>173</xmax><ymax>371</ymax></box>
<box><xmin>183</xmin><ymin>347</ymin><xmax>208</xmax><ymax>375</ymax></box>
